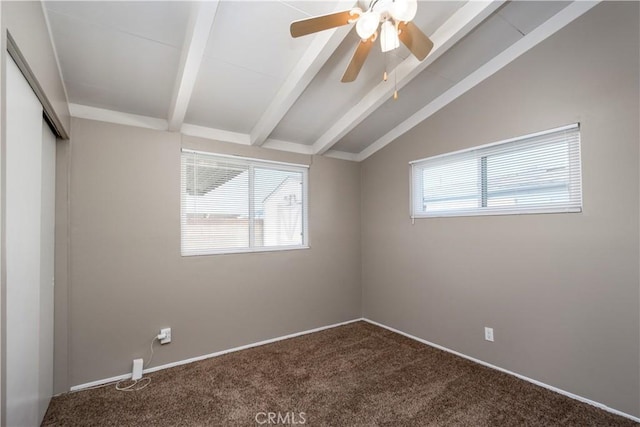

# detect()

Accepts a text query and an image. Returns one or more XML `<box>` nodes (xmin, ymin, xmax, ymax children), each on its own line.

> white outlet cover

<box><xmin>160</xmin><ymin>327</ymin><xmax>171</xmax><ymax>344</ymax></box>
<box><xmin>484</xmin><ymin>327</ymin><xmax>494</xmax><ymax>342</ymax></box>
<box><xmin>132</xmin><ymin>358</ymin><xmax>143</xmax><ymax>380</ymax></box>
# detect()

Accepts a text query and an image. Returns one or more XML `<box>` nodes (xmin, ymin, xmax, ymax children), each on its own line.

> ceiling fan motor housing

<box><xmin>356</xmin><ymin>0</ymin><xmax>418</xmax><ymax>40</ymax></box>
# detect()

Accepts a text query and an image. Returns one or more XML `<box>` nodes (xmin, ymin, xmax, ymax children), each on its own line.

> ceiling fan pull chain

<box><xmin>393</xmin><ymin>53</ymin><xmax>399</xmax><ymax>100</ymax></box>
<box><xmin>383</xmin><ymin>48</ymin><xmax>389</xmax><ymax>82</ymax></box>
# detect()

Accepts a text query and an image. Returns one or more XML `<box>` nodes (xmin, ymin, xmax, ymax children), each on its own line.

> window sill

<box><xmin>182</xmin><ymin>245</ymin><xmax>310</xmax><ymax>257</ymax></box>
<box><xmin>413</xmin><ymin>207</ymin><xmax>582</xmax><ymax>219</ymax></box>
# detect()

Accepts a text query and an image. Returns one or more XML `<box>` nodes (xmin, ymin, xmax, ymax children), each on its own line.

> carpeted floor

<box><xmin>43</xmin><ymin>321</ymin><xmax>637</xmax><ymax>426</ymax></box>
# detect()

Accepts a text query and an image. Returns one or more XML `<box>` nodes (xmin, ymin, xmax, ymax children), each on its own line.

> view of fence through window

<box><xmin>181</xmin><ymin>151</ymin><xmax>307</xmax><ymax>255</ymax></box>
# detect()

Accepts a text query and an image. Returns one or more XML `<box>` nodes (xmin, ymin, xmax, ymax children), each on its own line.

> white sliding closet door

<box><xmin>6</xmin><ymin>55</ymin><xmax>55</xmax><ymax>426</ymax></box>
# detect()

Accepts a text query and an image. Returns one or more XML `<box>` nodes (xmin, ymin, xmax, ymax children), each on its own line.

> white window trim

<box><xmin>181</xmin><ymin>149</ymin><xmax>309</xmax><ymax>256</ymax></box>
<box><xmin>184</xmin><ymin>244</ymin><xmax>311</xmax><ymax>257</ymax></box>
<box><xmin>409</xmin><ymin>123</ymin><xmax>582</xmax><ymax>219</ymax></box>
<box><xmin>182</xmin><ymin>149</ymin><xmax>310</xmax><ymax>170</ymax></box>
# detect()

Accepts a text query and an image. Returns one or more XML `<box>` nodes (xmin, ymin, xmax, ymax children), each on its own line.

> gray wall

<box><xmin>361</xmin><ymin>2</ymin><xmax>640</xmax><ymax>417</ymax></box>
<box><xmin>58</xmin><ymin>118</ymin><xmax>361</xmax><ymax>389</ymax></box>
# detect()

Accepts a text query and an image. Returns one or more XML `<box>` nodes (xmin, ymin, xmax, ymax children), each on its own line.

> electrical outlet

<box><xmin>159</xmin><ymin>328</ymin><xmax>171</xmax><ymax>344</ymax></box>
<box><xmin>484</xmin><ymin>327</ymin><xmax>494</xmax><ymax>342</ymax></box>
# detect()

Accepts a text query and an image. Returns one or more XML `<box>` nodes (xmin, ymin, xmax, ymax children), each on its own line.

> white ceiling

<box><xmin>44</xmin><ymin>0</ymin><xmax>579</xmax><ymax>160</ymax></box>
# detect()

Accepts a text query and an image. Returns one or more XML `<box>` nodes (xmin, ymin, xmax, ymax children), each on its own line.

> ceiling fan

<box><xmin>290</xmin><ymin>0</ymin><xmax>434</xmax><ymax>83</ymax></box>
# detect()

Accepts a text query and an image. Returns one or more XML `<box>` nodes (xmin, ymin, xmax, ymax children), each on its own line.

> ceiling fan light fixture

<box><xmin>390</xmin><ymin>0</ymin><xmax>417</xmax><ymax>22</ymax></box>
<box><xmin>356</xmin><ymin>11</ymin><xmax>380</xmax><ymax>40</ymax></box>
<box><xmin>380</xmin><ymin>20</ymin><xmax>399</xmax><ymax>52</ymax></box>
<box><xmin>289</xmin><ymin>0</ymin><xmax>432</xmax><ymax>83</ymax></box>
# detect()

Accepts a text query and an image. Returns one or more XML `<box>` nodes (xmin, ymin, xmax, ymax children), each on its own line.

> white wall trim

<box><xmin>356</xmin><ymin>0</ymin><xmax>601</xmax><ymax>162</ymax></box>
<box><xmin>324</xmin><ymin>150</ymin><xmax>359</xmax><ymax>162</ymax></box>
<box><xmin>68</xmin><ymin>103</ymin><xmax>169</xmax><ymax>132</ymax></box>
<box><xmin>262</xmin><ymin>138</ymin><xmax>314</xmax><ymax>155</ymax></box>
<box><xmin>180</xmin><ymin>123</ymin><xmax>250</xmax><ymax>145</ymax></box>
<box><xmin>362</xmin><ymin>318</ymin><xmax>640</xmax><ymax>423</ymax></box>
<box><xmin>67</xmin><ymin>104</ymin><xmax>346</xmax><ymax>159</ymax></box>
<box><xmin>69</xmin><ymin>318</ymin><xmax>364</xmax><ymax>392</ymax></box>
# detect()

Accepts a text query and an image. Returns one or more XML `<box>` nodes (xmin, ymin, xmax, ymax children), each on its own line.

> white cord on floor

<box><xmin>69</xmin><ymin>334</ymin><xmax>159</xmax><ymax>394</ymax></box>
<box><xmin>115</xmin><ymin>377</ymin><xmax>151</xmax><ymax>392</ymax></box>
<box><xmin>114</xmin><ymin>335</ymin><xmax>158</xmax><ymax>392</ymax></box>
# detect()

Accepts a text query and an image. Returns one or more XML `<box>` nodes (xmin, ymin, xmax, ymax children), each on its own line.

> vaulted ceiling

<box><xmin>44</xmin><ymin>0</ymin><xmax>594</xmax><ymax>161</ymax></box>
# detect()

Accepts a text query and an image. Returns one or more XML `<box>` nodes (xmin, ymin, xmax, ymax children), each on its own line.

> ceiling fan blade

<box><xmin>290</xmin><ymin>9</ymin><xmax>359</xmax><ymax>38</ymax></box>
<box><xmin>341</xmin><ymin>38</ymin><xmax>374</xmax><ymax>83</ymax></box>
<box><xmin>398</xmin><ymin>21</ymin><xmax>434</xmax><ymax>61</ymax></box>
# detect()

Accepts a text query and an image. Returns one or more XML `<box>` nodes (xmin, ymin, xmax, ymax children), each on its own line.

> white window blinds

<box><xmin>410</xmin><ymin>124</ymin><xmax>582</xmax><ymax>218</ymax></box>
<box><xmin>181</xmin><ymin>150</ymin><xmax>308</xmax><ymax>256</ymax></box>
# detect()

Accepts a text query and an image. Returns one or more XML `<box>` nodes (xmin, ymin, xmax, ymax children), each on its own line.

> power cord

<box><xmin>70</xmin><ymin>334</ymin><xmax>161</xmax><ymax>394</ymax></box>
<box><xmin>115</xmin><ymin>376</ymin><xmax>151</xmax><ymax>392</ymax></box>
<box><xmin>145</xmin><ymin>335</ymin><xmax>159</xmax><ymax>369</ymax></box>
<box><xmin>114</xmin><ymin>334</ymin><xmax>159</xmax><ymax>392</ymax></box>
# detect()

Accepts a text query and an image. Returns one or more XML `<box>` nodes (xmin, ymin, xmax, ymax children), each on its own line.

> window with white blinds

<box><xmin>410</xmin><ymin>124</ymin><xmax>582</xmax><ymax>218</ymax></box>
<box><xmin>181</xmin><ymin>150</ymin><xmax>308</xmax><ymax>256</ymax></box>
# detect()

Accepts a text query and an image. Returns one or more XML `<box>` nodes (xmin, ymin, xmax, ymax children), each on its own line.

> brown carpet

<box><xmin>43</xmin><ymin>321</ymin><xmax>637</xmax><ymax>426</ymax></box>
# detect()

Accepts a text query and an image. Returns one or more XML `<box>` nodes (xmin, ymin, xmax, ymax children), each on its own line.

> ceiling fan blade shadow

<box><xmin>398</xmin><ymin>21</ymin><xmax>434</xmax><ymax>61</ymax></box>
<box><xmin>290</xmin><ymin>9</ymin><xmax>359</xmax><ymax>38</ymax></box>
<box><xmin>341</xmin><ymin>38</ymin><xmax>374</xmax><ymax>83</ymax></box>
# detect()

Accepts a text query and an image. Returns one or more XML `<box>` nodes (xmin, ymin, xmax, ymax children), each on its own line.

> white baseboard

<box><xmin>70</xmin><ymin>318</ymin><xmax>364</xmax><ymax>392</ymax></box>
<box><xmin>69</xmin><ymin>316</ymin><xmax>640</xmax><ymax>423</ymax></box>
<box><xmin>362</xmin><ymin>318</ymin><xmax>640</xmax><ymax>423</ymax></box>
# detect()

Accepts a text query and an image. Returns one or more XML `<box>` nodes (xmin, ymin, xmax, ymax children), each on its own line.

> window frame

<box><xmin>409</xmin><ymin>123</ymin><xmax>583</xmax><ymax>219</ymax></box>
<box><xmin>181</xmin><ymin>149</ymin><xmax>309</xmax><ymax>256</ymax></box>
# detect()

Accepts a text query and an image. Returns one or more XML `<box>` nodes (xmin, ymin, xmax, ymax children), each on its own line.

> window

<box><xmin>181</xmin><ymin>150</ymin><xmax>308</xmax><ymax>255</ymax></box>
<box><xmin>410</xmin><ymin>124</ymin><xmax>582</xmax><ymax>218</ymax></box>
